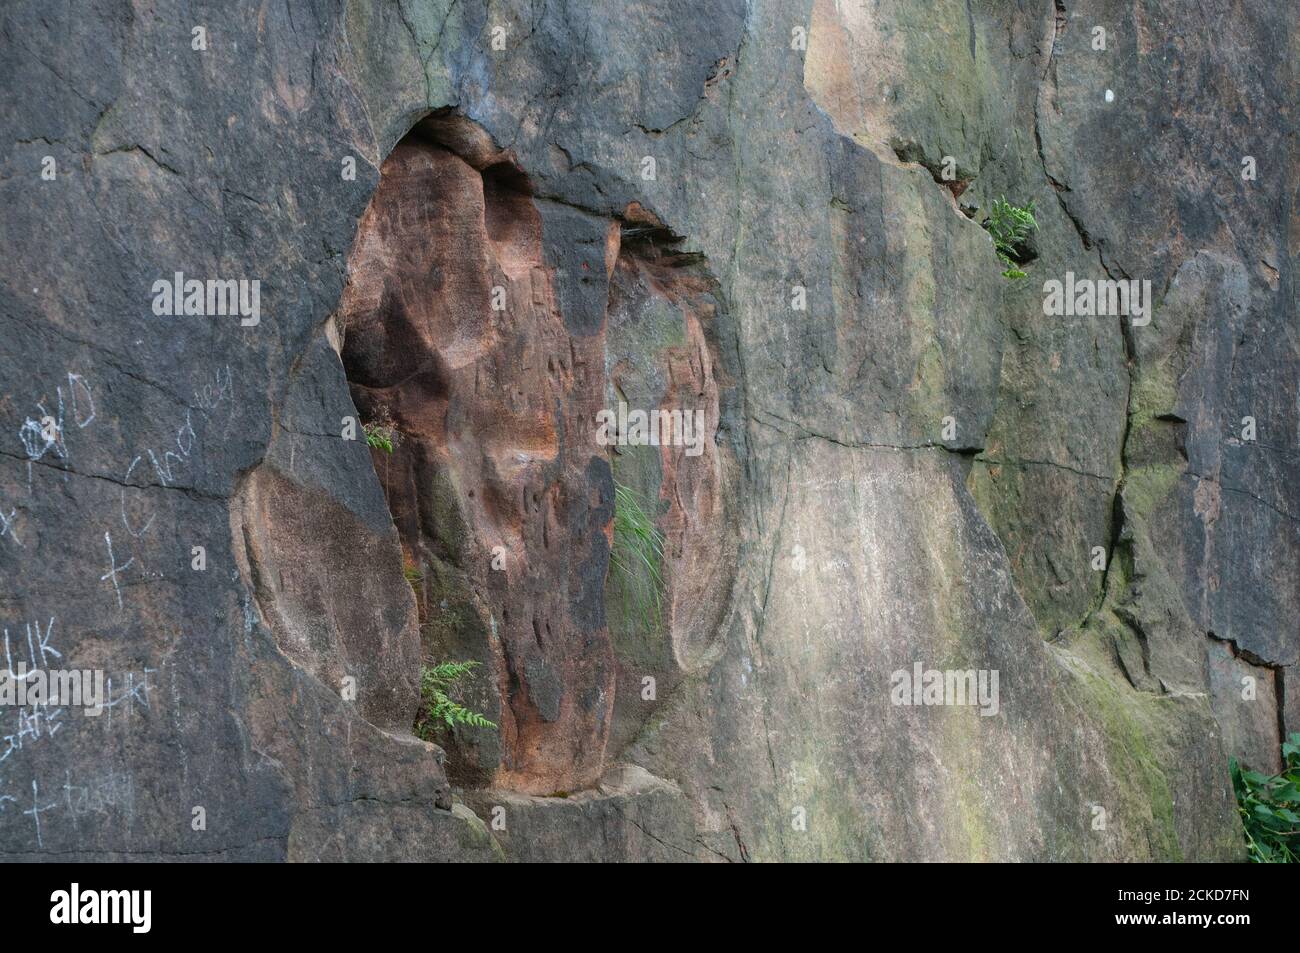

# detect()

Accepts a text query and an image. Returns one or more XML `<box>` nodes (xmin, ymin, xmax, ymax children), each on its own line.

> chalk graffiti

<box><xmin>194</xmin><ymin>364</ymin><xmax>233</xmax><ymax>414</ymax></box>
<box><xmin>100</xmin><ymin>532</ymin><xmax>134</xmax><ymax>611</ymax></box>
<box><xmin>101</xmin><ymin>365</ymin><xmax>233</xmax><ymax>610</ymax></box>
<box><xmin>61</xmin><ymin>767</ymin><xmax>134</xmax><ymax>820</ymax></box>
<box><xmin>15</xmin><ymin>371</ymin><xmax>96</xmax><ymax>467</ymax></box>
<box><xmin>0</xmin><ymin>504</ymin><xmax>19</xmax><ymax>546</ymax></box>
<box><xmin>24</xmin><ymin>778</ymin><xmax>57</xmax><ymax>848</ymax></box>
<box><xmin>0</xmin><ymin>702</ymin><xmax>65</xmax><ymax>768</ymax></box>
<box><xmin>119</xmin><ymin>456</ymin><xmax>156</xmax><ymax>538</ymax></box>
<box><xmin>101</xmin><ymin>667</ymin><xmax>155</xmax><ymax>723</ymax></box>
<box><xmin>144</xmin><ymin>411</ymin><xmax>197</xmax><ymax>487</ymax></box>
<box><xmin>0</xmin><ymin>767</ymin><xmax>136</xmax><ymax>849</ymax></box>
<box><xmin>2</xmin><ymin>617</ymin><xmax>61</xmax><ymax>677</ymax></box>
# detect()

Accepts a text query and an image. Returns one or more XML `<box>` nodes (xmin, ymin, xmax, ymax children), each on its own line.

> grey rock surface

<box><xmin>0</xmin><ymin>0</ymin><xmax>1292</xmax><ymax>860</ymax></box>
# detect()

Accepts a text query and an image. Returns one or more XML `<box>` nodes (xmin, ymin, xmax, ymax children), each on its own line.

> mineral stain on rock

<box><xmin>329</xmin><ymin>113</ymin><xmax>736</xmax><ymax>797</ymax></box>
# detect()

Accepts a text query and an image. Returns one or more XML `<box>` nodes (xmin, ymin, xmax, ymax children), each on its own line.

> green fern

<box><xmin>415</xmin><ymin>661</ymin><xmax>496</xmax><ymax>740</ymax></box>
<box><xmin>364</xmin><ymin>421</ymin><xmax>395</xmax><ymax>454</ymax></box>
<box><xmin>984</xmin><ymin>197</ymin><xmax>1037</xmax><ymax>279</ymax></box>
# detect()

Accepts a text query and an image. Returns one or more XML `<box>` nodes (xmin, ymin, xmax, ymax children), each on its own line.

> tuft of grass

<box><xmin>1231</xmin><ymin>733</ymin><xmax>1300</xmax><ymax>862</ymax></box>
<box><xmin>611</xmin><ymin>481</ymin><xmax>665</xmax><ymax>627</ymax></box>
<box><xmin>403</xmin><ymin>564</ymin><xmax>424</xmax><ymax>607</ymax></box>
<box><xmin>415</xmin><ymin>661</ymin><xmax>497</xmax><ymax>739</ymax></box>
<box><xmin>364</xmin><ymin>421</ymin><xmax>396</xmax><ymax>454</ymax></box>
<box><xmin>984</xmin><ymin>197</ymin><xmax>1037</xmax><ymax>279</ymax></box>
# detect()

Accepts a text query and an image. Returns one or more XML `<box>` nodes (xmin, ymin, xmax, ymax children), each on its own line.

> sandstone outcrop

<box><xmin>0</xmin><ymin>0</ymin><xmax>1292</xmax><ymax>861</ymax></box>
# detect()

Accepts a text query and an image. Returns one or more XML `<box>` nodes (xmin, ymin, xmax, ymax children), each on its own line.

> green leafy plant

<box><xmin>364</xmin><ymin>421</ymin><xmax>395</xmax><ymax>454</ymax></box>
<box><xmin>610</xmin><ymin>480</ymin><xmax>665</xmax><ymax>626</ymax></box>
<box><xmin>1230</xmin><ymin>733</ymin><xmax>1300</xmax><ymax>863</ymax></box>
<box><xmin>984</xmin><ymin>197</ymin><xmax>1037</xmax><ymax>279</ymax></box>
<box><xmin>415</xmin><ymin>661</ymin><xmax>497</xmax><ymax>739</ymax></box>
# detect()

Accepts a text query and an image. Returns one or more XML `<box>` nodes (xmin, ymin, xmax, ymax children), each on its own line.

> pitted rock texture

<box><xmin>332</xmin><ymin>118</ymin><xmax>736</xmax><ymax>795</ymax></box>
<box><xmin>0</xmin><ymin>0</ymin><xmax>1293</xmax><ymax>861</ymax></box>
<box><xmin>337</xmin><ymin>128</ymin><xmax>619</xmax><ymax>794</ymax></box>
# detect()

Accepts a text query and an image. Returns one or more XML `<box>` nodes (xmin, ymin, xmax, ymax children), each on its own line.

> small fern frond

<box><xmin>415</xmin><ymin>661</ymin><xmax>496</xmax><ymax>740</ymax></box>
<box><xmin>985</xmin><ymin>197</ymin><xmax>1038</xmax><ymax>281</ymax></box>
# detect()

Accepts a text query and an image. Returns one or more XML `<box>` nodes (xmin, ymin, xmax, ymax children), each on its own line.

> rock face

<box><xmin>337</xmin><ymin>128</ymin><xmax>621</xmax><ymax>794</ymax></box>
<box><xmin>0</xmin><ymin>0</ymin><xmax>1292</xmax><ymax>861</ymax></box>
